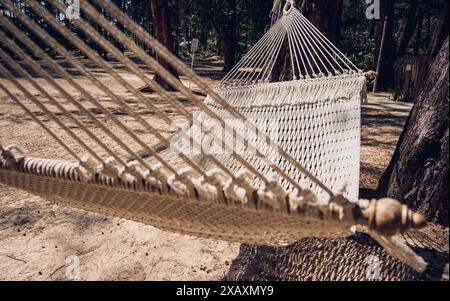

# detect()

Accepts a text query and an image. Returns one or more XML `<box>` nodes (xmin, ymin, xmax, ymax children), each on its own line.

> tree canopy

<box><xmin>0</xmin><ymin>0</ymin><xmax>447</xmax><ymax>91</ymax></box>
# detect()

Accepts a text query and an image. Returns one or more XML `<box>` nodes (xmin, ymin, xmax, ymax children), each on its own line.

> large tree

<box><xmin>378</xmin><ymin>39</ymin><xmax>449</xmax><ymax>226</ymax></box>
<box><xmin>150</xmin><ymin>0</ymin><xmax>180</xmax><ymax>91</ymax></box>
<box><xmin>373</xmin><ymin>0</ymin><xmax>396</xmax><ymax>92</ymax></box>
<box><xmin>220</xmin><ymin>0</ymin><xmax>238</xmax><ymax>72</ymax></box>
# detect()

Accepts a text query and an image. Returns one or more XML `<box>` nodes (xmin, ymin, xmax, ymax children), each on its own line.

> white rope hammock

<box><xmin>195</xmin><ymin>2</ymin><xmax>367</xmax><ymax>204</ymax></box>
<box><xmin>0</xmin><ymin>0</ymin><xmax>428</xmax><ymax>272</ymax></box>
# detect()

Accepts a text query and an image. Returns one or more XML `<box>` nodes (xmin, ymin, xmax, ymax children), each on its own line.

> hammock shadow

<box><xmin>362</xmin><ymin>111</ymin><xmax>409</xmax><ymax>128</ymax></box>
<box><xmin>359</xmin><ymin>187</ymin><xmax>379</xmax><ymax>199</ymax></box>
<box><xmin>192</xmin><ymin>70</ymin><xmax>224</xmax><ymax>81</ymax></box>
<box><xmin>361</xmin><ymin>107</ymin><xmax>411</xmax><ymax>149</ymax></box>
<box><xmin>225</xmin><ymin>232</ymin><xmax>448</xmax><ymax>281</ymax></box>
<box><xmin>0</xmin><ymin>59</ymin><xmax>84</xmax><ymax>79</ymax></box>
<box><xmin>0</xmin><ymin>56</ymin><xmax>153</xmax><ymax>79</ymax></box>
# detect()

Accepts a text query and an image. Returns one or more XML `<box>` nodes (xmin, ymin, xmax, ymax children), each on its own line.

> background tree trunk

<box><xmin>429</xmin><ymin>0</ymin><xmax>449</xmax><ymax>58</ymax></box>
<box><xmin>324</xmin><ymin>0</ymin><xmax>343</xmax><ymax>46</ymax></box>
<box><xmin>397</xmin><ymin>0</ymin><xmax>419</xmax><ymax>58</ymax></box>
<box><xmin>217</xmin><ymin>0</ymin><xmax>238</xmax><ymax>73</ymax></box>
<box><xmin>150</xmin><ymin>0</ymin><xmax>180</xmax><ymax>91</ymax></box>
<box><xmin>378</xmin><ymin>39</ymin><xmax>449</xmax><ymax>227</ymax></box>
<box><xmin>373</xmin><ymin>0</ymin><xmax>396</xmax><ymax>91</ymax></box>
<box><xmin>413</xmin><ymin>14</ymin><xmax>423</xmax><ymax>55</ymax></box>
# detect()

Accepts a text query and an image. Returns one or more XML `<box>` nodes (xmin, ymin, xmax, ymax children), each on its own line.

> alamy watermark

<box><xmin>169</xmin><ymin>111</ymin><xmax>281</xmax><ymax>162</ymax></box>
<box><xmin>366</xmin><ymin>0</ymin><xmax>380</xmax><ymax>20</ymax></box>
<box><xmin>65</xmin><ymin>0</ymin><xmax>80</xmax><ymax>20</ymax></box>
<box><xmin>65</xmin><ymin>255</ymin><xmax>81</xmax><ymax>280</ymax></box>
<box><xmin>364</xmin><ymin>255</ymin><xmax>382</xmax><ymax>280</ymax></box>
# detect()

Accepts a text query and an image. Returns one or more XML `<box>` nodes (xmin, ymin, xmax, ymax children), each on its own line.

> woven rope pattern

<box><xmin>0</xmin><ymin>165</ymin><xmax>352</xmax><ymax>245</ymax></box>
<box><xmin>166</xmin><ymin>74</ymin><xmax>366</xmax><ymax>201</ymax></box>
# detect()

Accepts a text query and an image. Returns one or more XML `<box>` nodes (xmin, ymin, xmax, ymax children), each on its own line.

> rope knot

<box><xmin>289</xmin><ymin>188</ymin><xmax>324</xmax><ymax>218</ymax></box>
<box><xmin>224</xmin><ymin>169</ymin><xmax>256</xmax><ymax>206</ymax></box>
<box><xmin>75</xmin><ymin>154</ymin><xmax>98</xmax><ymax>183</ymax></box>
<box><xmin>149</xmin><ymin>163</ymin><xmax>172</xmax><ymax>194</ymax></box>
<box><xmin>257</xmin><ymin>173</ymin><xmax>289</xmax><ymax>212</ymax></box>
<box><xmin>0</xmin><ymin>144</ymin><xmax>25</xmax><ymax>168</ymax></box>
<box><xmin>202</xmin><ymin>168</ymin><xmax>231</xmax><ymax>203</ymax></box>
<box><xmin>124</xmin><ymin>161</ymin><xmax>148</xmax><ymax>182</ymax></box>
<box><xmin>288</xmin><ymin>188</ymin><xmax>307</xmax><ymax>212</ymax></box>
<box><xmin>101</xmin><ymin>157</ymin><xmax>124</xmax><ymax>178</ymax></box>
<box><xmin>167</xmin><ymin>168</ymin><xmax>197</xmax><ymax>198</ymax></box>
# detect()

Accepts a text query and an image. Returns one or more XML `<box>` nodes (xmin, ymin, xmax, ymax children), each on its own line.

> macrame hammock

<box><xmin>0</xmin><ymin>0</ymin><xmax>428</xmax><ymax>272</ymax></box>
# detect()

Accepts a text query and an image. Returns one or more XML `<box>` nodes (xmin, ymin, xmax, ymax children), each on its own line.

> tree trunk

<box><xmin>149</xmin><ymin>0</ymin><xmax>179</xmax><ymax>91</ymax></box>
<box><xmin>373</xmin><ymin>0</ymin><xmax>396</xmax><ymax>92</ymax></box>
<box><xmin>378</xmin><ymin>39</ymin><xmax>449</xmax><ymax>227</ymax></box>
<box><xmin>413</xmin><ymin>12</ymin><xmax>423</xmax><ymax>55</ymax></box>
<box><xmin>430</xmin><ymin>0</ymin><xmax>449</xmax><ymax>58</ymax></box>
<box><xmin>397</xmin><ymin>0</ymin><xmax>419</xmax><ymax>58</ymax></box>
<box><xmin>325</xmin><ymin>0</ymin><xmax>343</xmax><ymax>46</ymax></box>
<box><xmin>373</xmin><ymin>16</ymin><xmax>387</xmax><ymax>93</ymax></box>
<box><xmin>271</xmin><ymin>0</ymin><xmax>336</xmax><ymax>35</ymax></box>
<box><xmin>369</xmin><ymin>18</ymin><xmax>377</xmax><ymax>39</ymax></box>
<box><xmin>220</xmin><ymin>0</ymin><xmax>238</xmax><ymax>73</ymax></box>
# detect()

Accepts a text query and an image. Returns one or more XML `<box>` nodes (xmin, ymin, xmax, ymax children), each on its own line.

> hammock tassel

<box><xmin>203</xmin><ymin>168</ymin><xmax>230</xmax><ymax>204</ymax></box>
<box><xmin>168</xmin><ymin>168</ymin><xmax>197</xmax><ymax>199</ymax></box>
<box><xmin>224</xmin><ymin>169</ymin><xmax>256</xmax><ymax>207</ymax></box>
<box><xmin>149</xmin><ymin>163</ymin><xmax>172</xmax><ymax>194</ymax></box>
<box><xmin>257</xmin><ymin>174</ymin><xmax>289</xmax><ymax>212</ymax></box>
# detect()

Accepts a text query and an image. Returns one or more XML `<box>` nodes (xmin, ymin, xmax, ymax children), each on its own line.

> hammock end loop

<box><xmin>283</xmin><ymin>0</ymin><xmax>295</xmax><ymax>16</ymax></box>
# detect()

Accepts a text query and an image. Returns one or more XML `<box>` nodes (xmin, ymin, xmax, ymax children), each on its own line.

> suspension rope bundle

<box><xmin>0</xmin><ymin>0</ymin><xmax>428</xmax><ymax>272</ymax></box>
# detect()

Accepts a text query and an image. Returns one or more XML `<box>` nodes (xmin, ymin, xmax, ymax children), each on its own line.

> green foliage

<box><xmin>168</xmin><ymin>0</ymin><xmax>272</xmax><ymax>58</ymax></box>
<box><xmin>1</xmin><ymin>0</ymin><xmax>444</xmax><ymax>69</ymax></box>
<box><xmin>340</xmin><ymin>0</ymin><xmax>375</xmax><ymax>69</ymax></box>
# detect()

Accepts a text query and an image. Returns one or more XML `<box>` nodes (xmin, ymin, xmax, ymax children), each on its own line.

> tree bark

<box><xmin>369</xmin><ymin>18</ymin><xmax>377</xmax><ymax>39</ymax></box>
<box><xmin>378</xmin><ymin>39</ymin><xmax>449</xmax><ymax>227</ymax></box>
<box><xmin>371</xmin><ymin>12</ymin><xmax>384</xmax><ymax>70</ymax></box>
<box><xmin>373</xmin><ymin>16</ymin><xmax>387</xmax><ymax>93</ymax></box>
<box><xmin>150</xmin><ymin>0</ymin><xmax>179</xmax><ymax>91</ymax></box>
<box><xmin>397</xmin><ymin>0</ymin><xmax>420</xmax><ymax>58</ymax></box>
<box><xmin>413</xmin><ymin>12</ymin><xmax>423</xmax><ymax>55</ymax></box>
<box><xmin>373</xmin><ymin>0</ymin><xmax>396</xmax><ymax>92</ymax></box>
<box><xmin>218</xmin><ymin>0</ymin><xmax>238</xmax><ymax>73</ymax></box>
<box><xmin>324</xmin><ymin>0</ymin><xmax>343</xmax><ymax>46</ymax></box>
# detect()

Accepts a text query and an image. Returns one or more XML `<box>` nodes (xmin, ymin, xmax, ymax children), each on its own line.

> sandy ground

<box><xmin>0</xmin><ymin>57</ymin><xmax>425</xmax><ymax>280</ymax></box>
